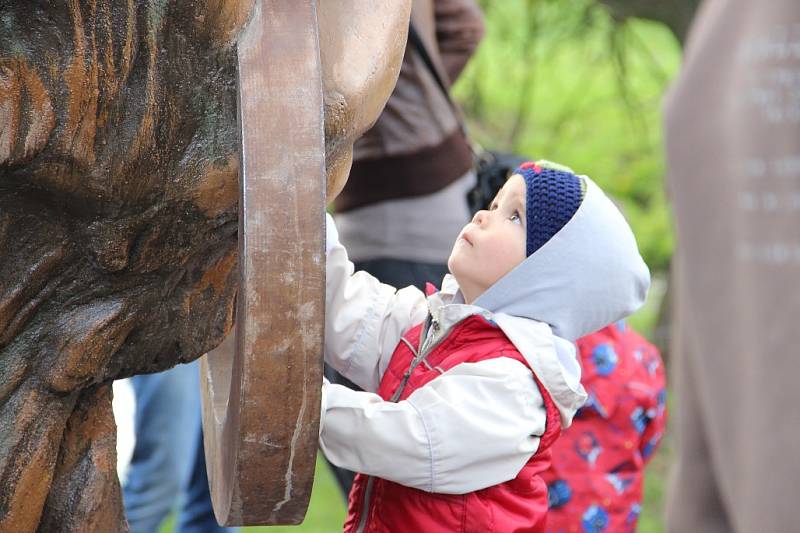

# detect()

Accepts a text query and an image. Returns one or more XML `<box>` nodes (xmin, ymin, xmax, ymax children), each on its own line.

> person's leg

<box><xmin>123</xmin><ymin>362</ymin><xmax>202</xmax><ymax>533</ymax></box>
<box><xmin>176</xmin><ymin>420</ymin><xmax>236</xmax><ymax>533</ymax></box>
<box><xmin>323</xmin><ymin>257</ymin><xmax>449</xmax><ymax>497</ymax></box>
<box><xmin>665</xmin><ymin>334</ymin><xmax>732</xmax><ymax>533</ymax></box>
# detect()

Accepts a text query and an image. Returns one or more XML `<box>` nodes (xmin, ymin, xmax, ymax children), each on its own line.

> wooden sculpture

<box><xmin>0</xmin><ymin>0</ymin><xmax>409</xmax><ymax>530</ymax></box>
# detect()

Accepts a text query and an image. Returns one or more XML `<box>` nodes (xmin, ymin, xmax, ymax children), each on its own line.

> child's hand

<box><xmin>325</xmin><ymin>213</ymin><xmax>340</xmax><ymax>255</ymax></box>
<box><xmin>319</xmin><ymin>376</ymin><xmax>331</xmax><ymax>438</ymax></box>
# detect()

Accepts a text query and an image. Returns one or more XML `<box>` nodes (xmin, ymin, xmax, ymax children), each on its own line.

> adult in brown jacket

<box><xmin>332</xmin><ymin>0</ymin><xmax>484</xmax><ymax>286</ymax></box>
<box><xmin>665</xmin><ymin>1</ymin><xmax>800</xmax><ymax>531</ymax></box>
<box><xmin>325</xmin><ymin>0</ymin><xmax>484</xmax><ymax>496</ymax></box>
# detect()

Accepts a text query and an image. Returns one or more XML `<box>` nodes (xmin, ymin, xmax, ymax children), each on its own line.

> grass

<box><xmin>260</xmin><ymin>459</ymin><xmax>346</xmax><ymax>533</ymax></box>
<box><xmin>161</xmin><ymin>442</ymin><xmax>672</xmax><ymax>532</ymax></box>
<box><xmin>159</xmin><ymin>456</ymin><xmax>346</xmax><ymax>533</ymax></box>
<box><xmin>639</xmin><ymin>432</ymin><xmax>671</xmax><ymax>533</ymax></box>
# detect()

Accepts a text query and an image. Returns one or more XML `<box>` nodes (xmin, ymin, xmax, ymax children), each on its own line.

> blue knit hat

<box><xmin>514</xmin><ymin>160</ymin><xmax>585</xmax><ymax>257</ymax></box>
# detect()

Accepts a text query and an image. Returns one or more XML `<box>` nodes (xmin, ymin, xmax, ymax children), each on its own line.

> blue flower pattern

<box><xmin>582</xmin><ymin>505</ymin><xmax>609</xmax><ymax>533</ymax></box>
<box><xmin>547</xmin><ymin>479</ymin><xmax>572</xmax><ymax>509</ymax></box>
<box><xmin>630</xmin><ymin>406</ymin><xmax>648</xmax><ymax>434</ymax></box>
<box><xmin>606</xmin><ymin>473</ymin><xmax>634</xmax><ymax>494</ymax></box>
<box><xmin>642</xmin><ymin>432</ymin><xmax>662</xmax><ymax>459</ymax></box>
<box><xmin>592</xmin><ymin>343</ymin><xmax>618</xmax><ymax>376</ymax></box>
<box><xmin>627</xmin><ymin>504</ymin><xmax>642</xmax><ymax>525</ymax></box>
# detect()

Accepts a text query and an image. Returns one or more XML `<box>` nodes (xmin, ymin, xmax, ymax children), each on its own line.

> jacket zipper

<box><xmin>418</xmin><ymin>313</ymin><xmax>448</xmax><ymax>360</ymax></box>
<box><xmin>357</xmin><ymin>312</ymin><xmax>450</xmax><ymax>530</ymax></box>
<box><xmin>390</xmin><ymin>312</ymin><xmax>444</xmax><ymax>402</ymax></box>
<box><xmin>355</xmin><ymin>476</ymin><xmax>375</xmax><ymax>533</ymax></box>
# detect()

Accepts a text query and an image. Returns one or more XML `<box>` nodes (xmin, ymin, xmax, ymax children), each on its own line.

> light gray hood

<box><xmin>475</xmin><ymin>175</ymin><xmax>651</xmax><ymax>343</ymax></box>
<box><xmin>430</xmin><ymin>276</ymin><xmax>587</xmax><ymax>425</ymax></box>
<box><xmin>428</xmin><ymin>176</ymin><xmax>648</xmax><ymax>425</ymax></box>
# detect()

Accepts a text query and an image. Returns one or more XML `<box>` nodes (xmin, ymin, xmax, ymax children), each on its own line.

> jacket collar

<box><xmin>426</xmin><ymin>274</ymin><xmax>587</xmax><ymax>427</ymax></box>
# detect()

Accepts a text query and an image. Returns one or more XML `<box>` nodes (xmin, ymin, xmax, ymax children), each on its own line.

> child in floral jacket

<box><xmin>544</xmin><ymin>320</ymin><xmax>667</xmax><ymax>533</ymax></box>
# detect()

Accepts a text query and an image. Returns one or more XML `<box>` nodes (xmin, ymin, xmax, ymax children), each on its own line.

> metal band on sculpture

<box><xmin>199</xmin><ymin>0</ymin><xmax>325</xmax><ymax>525</ymax></box>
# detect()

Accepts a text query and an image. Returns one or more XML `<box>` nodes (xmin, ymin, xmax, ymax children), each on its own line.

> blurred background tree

<box><xmin>453</xmin><ymin>0</ymin><xmax>695</xmax><ymax>353</ymax></box>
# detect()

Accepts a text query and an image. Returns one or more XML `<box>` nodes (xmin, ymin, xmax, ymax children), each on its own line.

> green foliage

<box><xmin>454</xmin><ymin>0</ymin><xmax>682</xmax><ymax>273</ymax></box>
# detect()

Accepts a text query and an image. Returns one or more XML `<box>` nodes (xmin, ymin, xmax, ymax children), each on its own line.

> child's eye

<box><xmin>489</xmin><ymin>202</ymin><xmax>498</xmax><ymax>211</ymax></box>
<box><xmin>509</xmin><ymin>211</ymin><xmax>522</xmax><ymax>225</ymax></box>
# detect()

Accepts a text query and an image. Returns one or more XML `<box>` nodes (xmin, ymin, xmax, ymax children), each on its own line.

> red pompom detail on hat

<box><xmin>519</xmin><ymin>161</ymin><xmax>541</xmax><ymax>173</ymax></box>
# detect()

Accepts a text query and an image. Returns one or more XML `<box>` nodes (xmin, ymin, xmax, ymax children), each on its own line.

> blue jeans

<box><xmin>123</xmin><ymin>360</ymin><xmax>234</xmax><ymax>533</ymax></box>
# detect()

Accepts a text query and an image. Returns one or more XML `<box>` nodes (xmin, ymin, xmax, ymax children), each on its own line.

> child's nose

<box><xmin>472</xmin><ymin>209</ymin><xmax>488</xmax><ymax>226</ymax></box>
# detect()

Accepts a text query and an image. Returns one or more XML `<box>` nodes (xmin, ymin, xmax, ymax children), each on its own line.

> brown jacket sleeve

<box><xmin>434</xmin><ymin>0</ymin><xmax>485</xmax><ymax>83</ymax></box>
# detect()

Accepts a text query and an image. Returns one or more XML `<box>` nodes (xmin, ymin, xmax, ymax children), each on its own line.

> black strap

<box><xmin>407</xmin><ymin>22</ymin><xmax>471</xmax><ymax>141</ymax></box>
<box><xmin>408</xmin><ymin>23</ymin><xmax>452</xmax><ymax>103</ymax></box>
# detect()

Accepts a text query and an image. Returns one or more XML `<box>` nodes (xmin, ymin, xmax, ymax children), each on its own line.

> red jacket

<box><xmin>343</xmin><ymin>315</ymin><xmax>562</xmax><ymax>533</ymax></box>
<box><xmin>542</xmin><ymin>321</ymin><xmax>667</xmax><ymax>533</ymax></box>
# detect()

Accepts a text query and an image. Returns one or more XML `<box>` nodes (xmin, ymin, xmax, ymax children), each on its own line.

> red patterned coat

<box><xmin>542</xmin><ymin>322</ymin><xmax>667</xmax><ymax>533</ymax></box>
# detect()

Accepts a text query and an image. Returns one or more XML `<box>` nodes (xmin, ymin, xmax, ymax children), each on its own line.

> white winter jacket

<box><xmin>320</xmin><ymin>175</ymin><xmax>650</xmax><ymax>494</ymax></box>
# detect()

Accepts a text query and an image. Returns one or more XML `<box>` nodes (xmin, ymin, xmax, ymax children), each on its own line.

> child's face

<box><xmin>448</xmin><ymin>174</ymin><xmax>527</xmax><ymax>303</ymax></box>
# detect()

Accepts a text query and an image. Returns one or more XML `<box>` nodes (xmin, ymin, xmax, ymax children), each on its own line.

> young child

<box><xmin>543</xmin><ymin>320</ymin><xmax>667</xmax><ymax>533</ymax></box>
<box><xmin>320</xmin><ymin>161</ymin><xmax>650</xmax><ymax>533</ymax></box>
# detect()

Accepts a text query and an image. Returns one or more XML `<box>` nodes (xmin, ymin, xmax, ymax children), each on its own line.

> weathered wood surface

<box><xmin>200</xmin><ymin>0</ymin><xmax>326</xmax><ymax>526</ymax></box>
<box><xmin>0</xmin><ymin>2</ymin><xmax>245</xmax><ymax>530</ymax></box>
<box><xmin>201</xmin><ymin>0</ymin><xmax>411</xmax><ymax>525</ymax></box>
<box><xmin>0</xmin><ymin>0</ymin><xmax>409</xmax><ymax>530</ymax></box>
